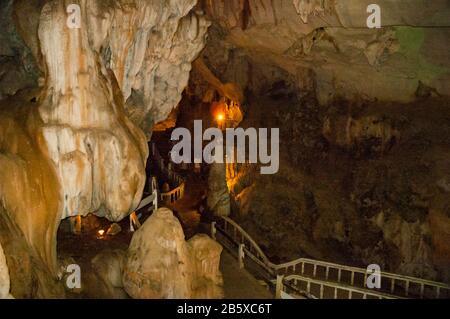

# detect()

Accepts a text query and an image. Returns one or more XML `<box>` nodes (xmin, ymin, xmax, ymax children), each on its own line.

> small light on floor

<box><xmin>98</xmin><ymin>229</ymin><xmax>105</xmax><ymax>236</ymax></box>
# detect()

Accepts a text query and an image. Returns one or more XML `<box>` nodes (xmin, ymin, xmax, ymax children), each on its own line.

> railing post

<box><xmin>152</xmin><ymin>176</ymin><xmax>157</xmax><ymax>191</ymax></box>
<box><xmin>211</xmin><ymin>222</ymin><xmax>217</xmax><ymax>240</ymax></box>
<box><xmin>153</xmin><ymin>189</ymin><xmax>158</xmax><ymax>211</ymax></box>
<box><xmin>276</xmin><ymin>275</ymin><xmax>284</xmax><ymax>299</ymax></box>
<box><xmin>238</xmin><ymin>244</ymin><xmax>245</xmax><ymax>269</ymax></box>
<box><xmin>129</xmin><ymin>214</ymin><xmax>134</xmax><ymax>232</ymax></box>
<box><xmin>129</xmin><ymin>212</ymin><xmax>141</xmax><ymax>232</ymax></box>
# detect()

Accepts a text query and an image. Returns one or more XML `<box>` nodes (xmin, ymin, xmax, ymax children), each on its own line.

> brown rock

<box><xmin>106</xmin><ymin>223</ymin><xmax>122</xmax><ymax>237</ymax></box>
<box><xmin>123</xmin><ymin>208</ymin><xmax>223</xmax><ymax>299</ymax></box>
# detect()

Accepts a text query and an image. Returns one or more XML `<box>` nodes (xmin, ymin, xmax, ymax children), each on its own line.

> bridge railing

<box><xmin>275</xmin><ymin>275</ymin><xmax>401</xmax><ymax>300</ymax></box>
<box><xmin>213</xmin><ymin>215</ymin><xmax>450</xmax><ymax>299</ymax></box>
<box><xmin>151</xmin><ymin>143</ymin><xmax>185</xmax><ymax>204</ymax></box>
<box><xmin>160</xmin><ymin>181</ymin><xmax>185</xmax><ymax>205</ymax></box>
<box><xmin>274</xmin><ymin>257</ymin><xmax>449</xmax><ymax>299</ymax></box>
<box><xmin>130</xmin><ymin>177</ymin><xmax>159</xmax><ymax>232</ymax></box>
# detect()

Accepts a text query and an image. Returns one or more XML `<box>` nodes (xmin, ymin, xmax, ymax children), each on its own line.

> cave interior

<box><xmin>0</xmin><ymin>0</ymin><xmax>450</xmax><ymax>300</ymax></box>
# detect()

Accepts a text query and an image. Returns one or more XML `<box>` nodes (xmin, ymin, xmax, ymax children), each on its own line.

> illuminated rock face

<box><xmin>0</xmin><ymin>243</ymin><xmax>12</xmax><ymax>299</ymax></box>
<box><xmin>0</xmin><ymin>0</ymin><xmax>208</xmax><ymax>297</ymax></box>
<box><xmin>38</xmin><ymin>1</ymin><xmax>148</xmax><ymax>221</ymax></box>
<box><xmin>123</xmin><ymin>208</ymin><xmax>223</xmax><ymax>299</ymax></box>
<box><xmin>35</xmin><ymin>0</ymin><xmax>208</xmax><ymax>220</ymax></box>
<box><xmin>107</xmin><ymin>0</ymin><xmax>210</xmax><ymax>132</ymax></box>
<box><xmin>204</xmin><ymin>0</ymin><xmax>450</xmax><ymax>104</ymax></box>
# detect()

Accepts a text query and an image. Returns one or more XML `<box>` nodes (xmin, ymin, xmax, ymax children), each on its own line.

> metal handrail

<box><xmin>214</xmin><ymin>215</ymin><xmax>450</xmax><ymax>299</ymax></box>
<box><xmin>281</xmin><ymin>275</ymin><xmax>402</xmax><ymax>300</ymax></box>
<box><xmin>276</xmin><ymin>257</ymin><xmax>450</xmax><ymax>291</ymax></box>
<box><xmin>151</xmin><ymin>142</ymin><xmax>185</xmax><ymax>203</ymax></box>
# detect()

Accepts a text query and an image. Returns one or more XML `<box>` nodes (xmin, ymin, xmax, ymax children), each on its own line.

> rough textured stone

<box><xmin>123</xmin><ymin>208</ymin><xmax>223</xmax><ymax>299</ymax></box>
<box><xmin>107</xmin><ymin>0</ymin><xmax>210</xmax><ymax>132</ymax></box>
<box><xmin>208</xmin><ymin>163</ymin><xmax>231</xmax><ymax>217</ymax></box>
<box><xmin>188</xmin><ymin>234</ymin><xmax>224</xmax><ymax>299</ymax></box>
<box><xmin>88</xmin><ymin>250</ymin><xmax>128</xmax><ymax>299</ymax></box>
<box><xmin>0</xmin><ymin>0</ymin><xmax>209</xmax><ymax>298</ymax></box>
<box><xmin>203</xmin><ymin>0</ymin><xmax>450</xmax><ymax>104</ymax></box>
<box><xmin>0</xmin><ymin>243</ymin><xmax>13</xmax><ymax>299</ymax></box>
<box><xmin>37</xmin><ymin>1</ymin><xmax>148</xmax><ymax>221</ymax></box>
<box><xmin>0</xmin><ymin>0</ymin><xmax>450</xmax><ymax>298</ymax></box>
<box><xmin>0</xmin><ymin>203</ymin><xmax>65</xmax><ymax>298</ymax></box>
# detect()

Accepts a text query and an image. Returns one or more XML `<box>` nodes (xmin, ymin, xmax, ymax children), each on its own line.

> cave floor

<box><xmin>57</xmin><ymin>159</ymin><xmax>271</xmax><ymax>298</ymax></box>
<box><xmin>57</xmin><ymin>214</ymin><xmax>273</xmax><ymax>299</ymax></box>
<box><xmin>220</xmin><ymin>251</ymin><xmax>273</xmax><ymax>299</ymax></box>
<box><xmin>166</xmin><ymin>173</ymin><xmax>208</xmax><ymax>238</ymax></box>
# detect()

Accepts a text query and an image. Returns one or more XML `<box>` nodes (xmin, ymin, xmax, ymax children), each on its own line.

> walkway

<box><xmin>145</xmin><ymin>139</ymin><xmax>450</xmax><ymax>299</ymax></box>
<box><xmin>213</xmin><ymin>216</ymin><xmax>450</xmax><ymax>299</ymax></box>
<box><xmin>221</xmin><ymin>250</ymin><xmax>272</xmax><ymax>299</ymax></box>
<box><xmin>166</xmin><ymin>173</ymin><xmax>207</xmax><ymax>238</ymax></box>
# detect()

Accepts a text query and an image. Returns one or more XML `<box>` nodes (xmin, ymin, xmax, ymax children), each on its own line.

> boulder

<box><xmin>123</xmin><ymin>208</ymin><xmax>223</xmax><ymax>299</ymax></box>
<box><xmin>0</xmin><ymin>243</ymin><xmax>13</xmax><ymax>299</ymax></box>
<box><xmin>87</xmin><ymin>250</ymin><xmax>128</xmax><ymax>299</ymax></box>
<box><xmin>188</xmin><ymin>235</ymin><xmax>224</xmax><ymax>299</ymax></box>
<box><xmin>106</xmin><ymin>223</ymin><xmax>122</xmax><ymax>237</ymax></box>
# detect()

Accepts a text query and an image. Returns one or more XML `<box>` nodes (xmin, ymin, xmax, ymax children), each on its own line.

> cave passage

<box><xmin>1</xmin><ymin>0</ymin><xmax>450</xmax><ymax>301</ymax></box>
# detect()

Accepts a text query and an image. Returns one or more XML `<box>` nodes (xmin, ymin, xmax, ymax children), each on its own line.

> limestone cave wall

<box><xmin>0</xmin><ymin>0</ymin><xmax>208</xmax><ymax>298</ymax></box>
<box><xmin>187</xmin><ymin>0</ymin><xmax>450</xmax><ymax>282</ymax></box>
<box><xmin>0</xmin><ymin>0</ymin><xmax>449</xmax><ymax>299</ymax></box>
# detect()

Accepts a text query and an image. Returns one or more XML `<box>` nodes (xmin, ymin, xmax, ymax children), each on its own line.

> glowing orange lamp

<box><xmin>217</xmin><ymin>113</ymin><xmax>224</xmax><ymax>121</ymax></box>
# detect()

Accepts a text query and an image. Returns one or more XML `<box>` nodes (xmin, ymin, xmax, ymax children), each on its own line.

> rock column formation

<box><xmin>0</xmin><ymin>0</ymin><xmax>209</xmax><ymax>297</ymax></box>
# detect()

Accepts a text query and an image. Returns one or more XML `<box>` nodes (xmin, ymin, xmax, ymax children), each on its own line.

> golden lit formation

<box><xmin>0</xmin><ymin>0</ymin><xmax>449</xmax><ymax>304</ymax></box>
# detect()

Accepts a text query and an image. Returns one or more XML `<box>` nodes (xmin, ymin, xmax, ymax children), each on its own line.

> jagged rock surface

<box><xmin>185</xmin><ymin>0</ymin><xmax>450</xmax><ymax>282</ymax></box>
<box><xmin>202</xmin><ymin>0</ymin><xmax>450</xmax><ymax>104</ymax></box>
<box><xmin>88</xmin><ymin>250</ymin><xmax>128</xmax><ymax>299</ymax></box>
<box><xmin>0</xmin><ymin>0</ymin><xmax>208</xmax><ymax>298</ymax></box>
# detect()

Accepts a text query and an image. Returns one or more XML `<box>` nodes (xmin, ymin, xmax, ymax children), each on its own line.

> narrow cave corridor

<box><xmin>0</xmin><ymin>0</ymin><xmax>450</xmax><ymax>302</ymax></box>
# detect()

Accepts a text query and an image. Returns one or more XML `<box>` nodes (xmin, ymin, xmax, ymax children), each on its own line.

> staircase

<box><xmin>211</xmin><ymin>216</ymin><xmax>450</xmax><ymax>299</ymax></box>
<box><xmin>150</xmin><ymin>142</ymin><xmax>185</xmax><ymax>205</ymax></box>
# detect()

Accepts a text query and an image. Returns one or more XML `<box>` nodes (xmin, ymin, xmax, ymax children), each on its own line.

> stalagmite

<box><xmin>123</xmin><ymin>208</ymin><xmax>223</xmax><ymax>299</ymax></box>
<box><xmin>0</xmin><ymin>0</ymin><xmax>209</xmax><ymax>297</ymax></box>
